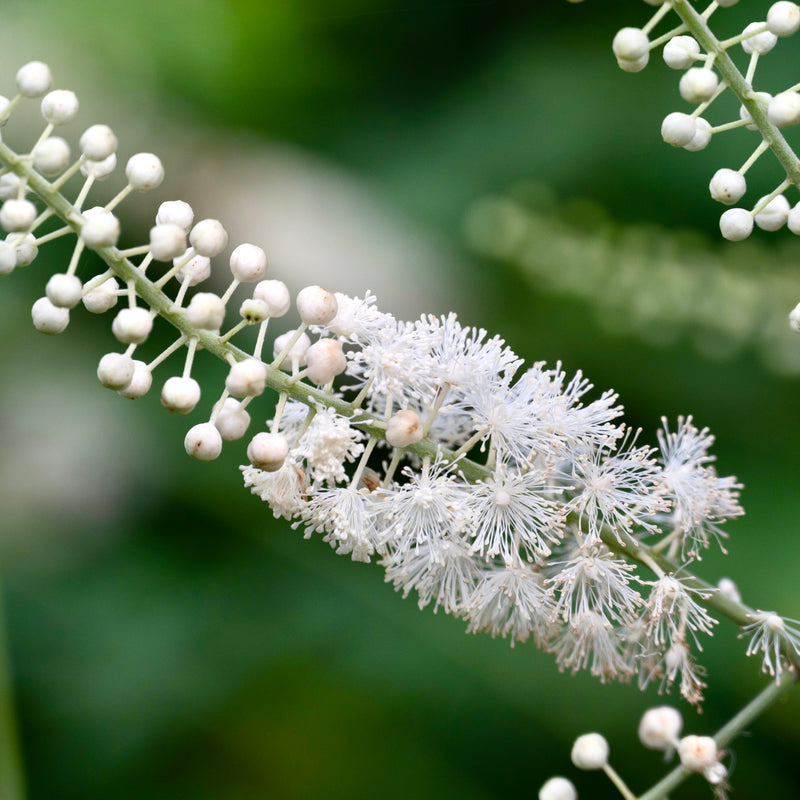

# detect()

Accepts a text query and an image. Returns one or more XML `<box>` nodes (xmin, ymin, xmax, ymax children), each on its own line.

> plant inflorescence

<box><xmin>1</xmin><ymin>1</ymin><xmax>799</xmax><ymax>797</ymax></box>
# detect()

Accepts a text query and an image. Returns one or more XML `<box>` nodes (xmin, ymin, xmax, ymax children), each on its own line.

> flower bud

<box><xmin>709</xmin><ymin>169</ymin><xmax>746</xmax><ymax>205</ymax></box>
<box><xmin>612</xmin><ymin>27</ymin><xmax>649</xmax><ymax>61</ymax></box>
<box><xmin>755</xmin><ymin>194</ymin><xmax>790</xmax><ymax>231</ymax></box>
<box><xmin>254</xmin><ymin>279</ymin><xmax>291</xmax><ymax>317</ymax></box>
<box><xmin>741</xmin><ymin>21</ymin><xmax>778</xmax><ymax>54</ymax></box>
<box><xmin>118</xmin><ymin>360</ymin><xmax>153</xmax><ymax>399</ymax></box>
<box><xmin>226</xmin><ymin>358</ymin><xmax>267</xmax><ymax>398</ymax></box>
<box><xmin>213</xmin><ymin>397</ymin><xmax>251</xmax><ymax>440</ymax></box>
<box><xmin>767</xmin><ymin>2</ymin><xmax>800</xmax><ymax>36</ymax></box>
<box><xmin>82</xmin><ymin>277</ymin><xmax>119</xmax><ymax>313</ymax></box>
<box><xmin>185</xmin><ymin>292</ymin><xmax>226</xmax><ymax>330</ymax></box>
<box><xmin>161</xmin><ymin>376</ymin><xmax>201</xmax><ymax>414</ymax></box>
<box><xmin>81</xmin><ymin>153</ymin><xmax>117</xmax><ymax>180</ymax></box>
<box><xmin>41</xmin><ymin>89</ymin><xmax>79</xmax><ymax>125</ymax></box>
<box><xmin>33</xmin><ymin>136</ymin><xmax>70</xmax><ymax>176</ymax></box>
<box><xmin>679</xmin><ymin>68</ymin><xmax>718</xmax><ymax>104</ymax></box>
<box><xmin>0</xmin><ymin>242</ymin><xmax>15</xmax><ymax>275</ymax></box>
<box><xmin>80</xmin><ymin>208</ymin><xmax>120</xmax><ymax>248</ymax></box>
<box><xmin>571</xmin><ymin>733</ymin><xmax>609</xmax><ymax>770</ymax></box>
<box><xmin>273</xmin><ymin>331</ymin><xmax>310</xmax><ymax>369</ymax></box>
<box><xmin>719</xmin><ymin>208</ymin><xmax>753</xmax><ymax>241</ymax></box>
<box><xmin>16</xmin><ymin>61</ymin><xmax>52</xmax><ymax>97</ymax></box>
<box><xmin>184</xmin><ymin>422</ymin><xmax>223</xmax><ymax>461</ymax></box>
<box><xmin>538</xmin><ymin>777</ymin><xmax>577</xmax><ymax>800</ymax></box>
<box><xmin>386</xmin><ymin>409</ymin><xmax>423</xmax><ymax>448</ymax></box>
<box><xmin>156</xmin><ymin>200</ymin><xmax>194</xmax><ymax>232</ymax></box>
<box><xmin>79</xmin><ymin>124</ymin><xmax>117</xmax><ymax>161</ymax></box>
<box><xmin>0</xmin><ymin>174</ymin><xmax>21</xmax><ymax>201</ymax></box>
<box><xmin>789</xmin><ymin>303</ymin><xmax>800</xmax><ymax>331</ymax></box>
<box><xmin>661</xmin><ymin>112</ymin><xmax>696</xmax><ymax>147</ymax></box>
<box><xmin>683</xmin><ymin>117</ymin><xmax>711</xmax><ymax>151</ymax></box>
<box><xmin>767</xmin><ymin>91</ymin><xmax>800</xmax><ymax>127</ymax></box>
<box><xmin>230</xmin><ymin>243</ymin><xmax>267</xmax><ymax>282</ymax></box>
<box><xmin>45</xmin><ymin>273</ymin><xmax>83</xmax><ymax>308</ymax></box>
<box><xmin>189</xmin><ymin>218</ymin><xmax>228</xmax><ymax>257</ymax></box>
<box><xmin>247</xmin><ymin>432</ymin><xmax>289</xmax><ymax>471</ymax></box>
<box><xmin>11</xmin><ymin>233</ymin><xmax>38</xmax><ymax>267</ymax></box>
<box><xmin>296</xmin><ymin>285</ymin><xmax>338</xmax><ymax>326</ymax></box>
<box><xmin>97</xmin><ymin>352</ymin><xmax>135</xmax><ymax>390</ymax></box>
<box><xmin>149</xmin><ymin>223</ymin><xmax>187</xmax><ymax>261</ymax></box>
<box><xmin>0</xmin><ymin>199</ymin><xmax>37</xmax><ymax>232</ymax></box>
<box><xmin>176</xmin><ymin>254</ymin><xmax>211</xmax><ymax>286</ymax></box>
<box><xmin>678</xmin><ymin>735</ymin><xmax>718</xmax><ymax>772</ymax></box>
<box><xmin>304</xmin><ymin>338</ymin><xmax>347</xmax><ymax>384</ymax></box>
<box><xmin>638</xmin><ymin>707</ymin><xmax>683</xmax><ymax>751</ymax></box>
<box><xmin>717</xmin><ymin>577</ymin><xmax>743</xmax><ymax>603</ymax></box>
<box><xmin>112</xmin><ymin>307</ymin><xmax>153</xmax><ymax>345</ymax></box>
<box><xmin>616</xmin><ymin>53</ymin><xmax>649</xmax><ymax>74</ymax></box>
<box><xmin>31</xmin><ymin>296</ymin><xmax>69</xmax><ymax>334</ymax></box>
<box><xmin>663</xmin><ymin>35</ymin><xmax>700</xmax><ymax>69</ymax></box>
<box><xmin>126</xmin><ymin>153</ymin><xmax>164</xmax><ymax>191</ymax></box>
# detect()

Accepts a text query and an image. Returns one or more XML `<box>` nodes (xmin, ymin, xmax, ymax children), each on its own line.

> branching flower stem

<box><xmin>600</xmin><ymin>528</ymin><xmax>800</xmax><ymax>672</ymax></box>
<box><xmin>637</xmin><ymin>666</ymin><xmax>797</xmax><ymax>800</ymax></box>
<box><xmin>672</xmin><ymin>0</ymin><xmax>800</xmax><ymax>190</ymax></box>
<box><xmin>0</xmin><ymin>132</ymin><xmax>787</xmax><ymax>644</ymax></box>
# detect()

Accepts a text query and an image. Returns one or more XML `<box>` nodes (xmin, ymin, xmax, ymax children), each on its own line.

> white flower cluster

<box><xmin>9</xmin><ymin>58</ymin><xmax>799</xmax><ymax>708</ymax></box>
<box><xmin>242</xmin><ymin>303</ymin><xmax>747</xmax><ymax>702</ymax></box>
<box><xmin>613</xmin><ymin>1</ymin><xmax>800</xmax><ymax>242</ymax></box>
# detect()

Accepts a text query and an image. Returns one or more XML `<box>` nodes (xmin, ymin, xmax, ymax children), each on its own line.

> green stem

<box><xmin>0</xmin><ymin>136</ymin><xmax>489</xmax><ymax>484</ymax></box>
<box><xmin>638</xmin><ymin>667</ymin><xmax>798</xmax><ymax>800</ymax></box>
<box><xmin>672</xmin><ymin>0</ymin><xmax>800</xmax><ymax>193</ymax></box>
<box><xmin>0</xmin><ymin>579</ymin><xmax>26</xmax><ymax>800</ymax></box>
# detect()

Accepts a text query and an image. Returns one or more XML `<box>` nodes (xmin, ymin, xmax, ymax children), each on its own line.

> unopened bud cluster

<box><xmin>5</xmin><ymin>58</ymin><xmax>795</xmax><ymax>717</ymax></box>
<box><xmin>613</xmin><ymin>1</ymin><xmax>800</xmax><ymax>336</ymax></box>
<box><xmin>540</xmin><ymin>706</ymin><xmax>731</xmax><ymax>798</ymax></box>
<box><xmin>614</xmin><ymin>2</ymin><xmax>800</xmax><ymax>235</ymax></box>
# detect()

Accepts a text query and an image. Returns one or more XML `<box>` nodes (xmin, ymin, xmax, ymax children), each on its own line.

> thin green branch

<box><xmin>672</xmin><ymin>0</ymin><xmax>800</xmax><ymax>192</ymax></box>
<box><xmin>0</xmin><ymin>137</ymin><xmax>490</xmax><ymax>483</ymax></box>
<box><xmin>637</xmin><ymin>667</ymin><xmax>798</xmax><ymax>800</ymax></box>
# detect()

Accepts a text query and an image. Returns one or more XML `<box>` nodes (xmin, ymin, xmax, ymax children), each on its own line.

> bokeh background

<box><xmin>1</xmin><ymin>1</ymin><xmax>799</xmax><ymax>798</ymax></box>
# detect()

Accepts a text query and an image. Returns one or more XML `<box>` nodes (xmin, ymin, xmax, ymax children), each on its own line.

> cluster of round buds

<box><xmin>0</xmin><ymin>59</ymin><xmax>358</xmax><ymax>477</ymax></box>
<box><xmin>612</xmin><ymin>1</ymin><xmax>800</xmax><ymax>244</ymax></box>
<box><xmin>641</xmin><ymin>707</ymin><xmax>728</xmax><ymax>789</ymax></box>
<box><xmin>543</xmin><ymin>708</ymin><xmax>727</xmax><ymax>797</ymax></box>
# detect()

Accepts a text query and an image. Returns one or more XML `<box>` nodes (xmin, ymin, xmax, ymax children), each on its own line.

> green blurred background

<box><xmin>1</xmin><ymin>1</ymin><xmax>799</xmax><ymax>798</ymax></box>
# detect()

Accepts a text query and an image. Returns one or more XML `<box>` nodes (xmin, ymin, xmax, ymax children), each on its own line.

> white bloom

<box><xmin>551</xmin><ymin>610</ymin><xmax>632</xmax><ymax>682</ymax></box>
<box><xmin>466</xmin><ymin>562</ymin><xmax>555</xmax><ymax>646</ymax></box>
<box><xmin>241</xmin><ymin>460</ymin><xmax>307</xmax><ymax>520</ymax></box>
<box><xmin>740</xmin><ymin>610</ymin><xmax>800</xmax><ymax>678</ymax></box>
<box><xmin>324</xmin><ymin>291</ymin><xmax>394</xmax><ymax>342</ymax></box>
<box><xmin>662</xmin><ymin>640</ymin><xmax>707</xmax><ymax>705</ymax></box>
<box><xmin>378</xmin><ymin>459</ymin><xmax>471</xmax><ymax>554</ymax></box>
<box><xmin>643</xmin><ymin>575</ymin><xmax>717</xmax><ymax>650</ymax></box>
<box><xmin>292</xmin><ymin>406</ymin><xmax>365</xmax><ymax>486</ymax></box>
<box><xmin>547</xmin><ymin>545</ymin><xmax>642</xmax><ymax>626</ymax></box>
<box><xmin>657</xmin><ymin>416</ymin><xmax>743</xmax><ymax>557</ymax></box>
<box><xmin>567</xmin><ymin>428</ymin><xmax>665</xmax><ymax>542</ymax></box>
<box><xmin>300</xmin><ymin>484</ymin><xmax>378</xmax><ymax>562</ymax></box>
<box><xmin>382</xmin><ymin>535</ymin><xmax>483</xmax><ymax>614</ymax></box>
<box><xmin>467</xmin><ymin>466</ymin><xmax>565</xmax><ymax>563</ymax></box>
<box><xmin>347</xmin><ymin>316</ymin><xmax>438</xmax><ymax>407</ymax></box>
